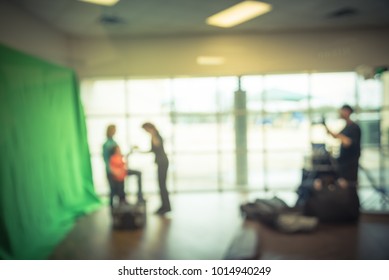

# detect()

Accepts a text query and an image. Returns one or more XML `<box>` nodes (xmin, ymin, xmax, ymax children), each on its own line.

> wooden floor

<box><xmin>255</xmin><ymin>213</ymin><xmax>389</xmax><ymax>260</ymax></box>
<box><xmin>50</xmin><ymin>192</ymin><xmax>248</xmax><ymax>260</ymax></box>
<box><xmin>49</xmin><ymin>191</ymin><xmax>389</xmax><ymax>260</ymax></box>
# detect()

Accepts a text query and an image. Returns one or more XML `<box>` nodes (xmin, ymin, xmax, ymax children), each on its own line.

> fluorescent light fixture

<box><xmin>206</xmin><ymin>1</ymin><xmax>272</xmax><ymax>28</ymax></box>
<box><xmin>197</xmin><ymin>56</ymin><xmax>225</xmax><ymax>65</ymax></box>
<box><xmin>78</xmin><ymin>0</ymin><xmax>120</xmax><ymax>6</ymax></box>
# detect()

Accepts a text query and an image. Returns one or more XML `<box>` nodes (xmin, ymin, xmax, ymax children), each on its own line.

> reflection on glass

<box><xmin>247</xmin><ymin>152</ymin><xmax>265</xmax><ymax>191</ymax></box>
<box><xmin>264</xmin><ymin>74</ymin><xmax>309</xmax><ymax>113</ymax></box>
<box><xmin>247</xmin><ymin>116</ymin><xmax>264</xmax><ymax>150</ymax></box>
<box><xmin>219</xmin><ymin>152</ymin><xmax>235</xmax><ymax>190</ymax></box>
<box><xmin>358</xmin><ymin>77</ymin><xmax>382</xmax><ymax>110</ymax></box>
<box><xmin>263</xmin><ymin>116</ymin><xmax>310</xmax><ymax>151</ymax></box>
<box><xmin>174</xmin><ymin>117</ymin><xmax>217</xmax><ymax>152</ymax></box>
<box><xmin>311</xmin><ymin>72</ymin><xmax>356</xmax><ymax>109</ymax></box>
<box><xmin>219</xmin><ymin>115</ymin><xmax>235</xmax><ymax>151</ymax></box>
<box><xmin>80</xmin><ymin>72</ymin><xmax>386</xmax><ymax>202</ymax></box>
<box><xmin>359</xmin><ymin>147</ymin><xmax>380</xmax><ymax>189</ymax></box>
<box><xmin>81</xmin><ymin>79</ymin><xmax>126</xmax><ymax>115</ymax></box>
<box><xmin>216</xmin><ymin>76</ymin><xmax>237</xmax><ymax>113</ymax></box>
<box><xmin>242</xmin><ymin>75</ymin><xmax>264</xmax><ymax>112</ymax></box>
<box><xmin>265</xmin><ymin>152</ymin><xmax>303</xmax><ymax>189</ymax></box>
<box><xmin>127</xmin><ymin>79</ymin><xmax>172</xmax><ymax>114</ymax></box>
<box><xmin>174</xmin><ymin>154</ymin><xmax>218</xmax><ymax>192</ymax></box>
<box><xmin>359</xmin><ymin>112</ymin><xmax>381</xmax><ymax>146</ymax></box>
<box><xmin>172</xmin><ymin>78</ymin><xmax>217</xmax><ymax>112</ymax></box>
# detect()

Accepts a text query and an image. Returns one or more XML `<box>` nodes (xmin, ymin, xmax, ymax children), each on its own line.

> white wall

<box><xmin>70</xmin><ymin>28</ymin><xmax>389</xmax><ymax>78</ymax></box>
<box><xmin>0</xmin><ymin>1</ymin><xmax>69</xmax><ymax>66</ymax></box>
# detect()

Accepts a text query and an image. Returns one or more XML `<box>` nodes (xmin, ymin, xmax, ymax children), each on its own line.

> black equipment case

<box><xmin>303</xmin><ymin>181</ymin><xmax>360</xmax><ymax>223</ymax></box>
<box><xmin>112</xmin><ymin>200</ymin><xmax>146</xmax><ymax>230</ymax></box>
<box><xmin>297</xmin><ymin>144</ymin><xmax>360</xmax><ymax>223</ymax></box>
<box><xmin>112</xmin><ymin>159</ymin><xmax>147</xmax><ymax>230</ymax></box>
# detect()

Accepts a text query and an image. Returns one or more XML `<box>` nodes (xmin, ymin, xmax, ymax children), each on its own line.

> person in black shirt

<box><xmin>142</xmin><ymin>122</ymin><xmax>171</xmax><ymax>215</ymax></box>
<box><xmin>325</xmin><ymin>104</ymin><xmax>361</xmax><ymax>185</ymax></box>
<box><xmin>294</xmin><ymin>105</ymin><xmax>361</xmax><ymax>220</ymax></box>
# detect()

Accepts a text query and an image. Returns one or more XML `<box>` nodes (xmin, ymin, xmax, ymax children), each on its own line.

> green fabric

<box><xmin>0</xmin><ymin>44</ymin><xmax>101</xmax><ymax>260</ymax></box>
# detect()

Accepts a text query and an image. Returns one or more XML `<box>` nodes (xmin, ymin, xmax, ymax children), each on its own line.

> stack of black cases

<box><xmin>112</xmin><ymin>200</ymin><xmax>146</xmax><ymax>230</ymax></box>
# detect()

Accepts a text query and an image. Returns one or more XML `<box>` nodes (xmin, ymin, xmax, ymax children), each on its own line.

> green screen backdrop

<box><xmin>0</xmin><ymin>44</ymin><xmax>101</xmax><ymax>259</ymax></box>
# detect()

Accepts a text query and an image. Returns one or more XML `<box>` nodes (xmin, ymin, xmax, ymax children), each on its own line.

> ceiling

<box><xmin>9</xmin><ymin>0</ymin><xmax>389</xmax><ymax>38</ymax></box>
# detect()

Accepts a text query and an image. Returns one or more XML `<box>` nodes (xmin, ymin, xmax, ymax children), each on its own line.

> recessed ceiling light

<box><xmin>197</xmin><ymin>56</ymin><xmax>225</xmax><ymax>65</ymax></box>
<box><xmin>78</xmin><ymin>0</ymin><xmax>120</xmax><ymax>6</ymax></box>
<box><xmin>206</xmin><ymin>1</ymin><xmax>272</xmax><ymax>28</ymax></box>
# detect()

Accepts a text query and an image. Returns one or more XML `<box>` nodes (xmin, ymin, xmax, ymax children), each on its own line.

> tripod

<box><xmin>359</xmin><ymin>164</ymin><xmax>389</xmax><ymax>210</ymax></box>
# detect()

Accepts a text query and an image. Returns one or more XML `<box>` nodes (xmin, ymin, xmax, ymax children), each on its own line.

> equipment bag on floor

<box><xmin>112</xmin><ymin>200</ymin><xmax>146</xmax><ymax>230</ymax></box>
<box><xmin>240</xmin><ymin>197</ymin><xmax>318</xmax><ymax>233</ymax></box>
<box><xmin>303</xmin><ymin>181</ymin><xmax>360</xmax><ymax>223</ymax></box>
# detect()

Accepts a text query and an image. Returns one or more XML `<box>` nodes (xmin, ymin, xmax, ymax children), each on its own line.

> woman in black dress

<box><xmin>142</xmin><ymin>122</ymin><xmax>171</xmax><ymax>215</ymax></box>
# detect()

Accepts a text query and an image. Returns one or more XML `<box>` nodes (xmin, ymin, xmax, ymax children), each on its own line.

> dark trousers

<box><xmin>107</xmin><ymin>173</ymin><xmax>126</xmax><ymax>207</ymax></box>
<box><xmin>337</xmin><ymin>158</ymin><xmax>359</xmax><ymax>185</ymax></box>
<box><xmin>157</xmin><ymin>161</ymin><xmax>170</xmax><ymax>210</ymax></box>
<box><xmin>127</xmin><ymin>169</ymin><xmax>143</xmax><ymax>201</ymax></box>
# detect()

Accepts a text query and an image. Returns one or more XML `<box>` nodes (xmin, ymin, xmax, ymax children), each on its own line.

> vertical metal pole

<box><xmin>125</xmin><ymin>78</ymin><xmax>130</xmax><ymax>153</ymax></box>
<box><xmin>377</xmin><ymin>76</ymin><xmax>385</xmax><ymax>201</ymax></box>
<box><xmin>262</xmin><ymin>75</ymin><xmax>268</xmax><ymax>192</ymax></box>
<box><xmin>216</xmin><ymin>77</ymin><xmax>223</xmax><ymax>192</ymax></box>
<box><xmin>235</xmin><ymin>76</ymin><xmax>248</xmax><ymax>187</ymax></box>
<box><xmin>308</xmin><ymin>73</ymin><xmax>313</xmax><ymax>148</ymax></box>
<box><xmin>169</xmin><ymin>78</ymin><xmax>177</xmax><ymax>193</ymax></box>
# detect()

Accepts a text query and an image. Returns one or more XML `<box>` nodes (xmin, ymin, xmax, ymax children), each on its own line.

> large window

<box><xmin>81</xmin><ymin>73</ymin><xmax>387</xmax><ymax>207</ymax></box>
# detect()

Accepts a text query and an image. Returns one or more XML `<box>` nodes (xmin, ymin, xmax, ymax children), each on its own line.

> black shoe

<box><xmin>155</xmin><ymin>207</ymin><xmax>171</xmax><ymax>215</ymax></box>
